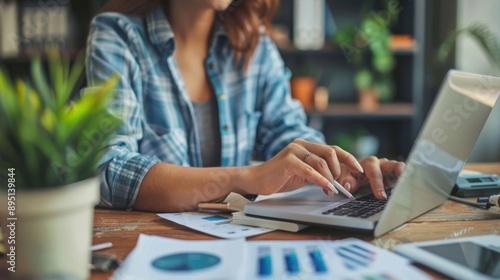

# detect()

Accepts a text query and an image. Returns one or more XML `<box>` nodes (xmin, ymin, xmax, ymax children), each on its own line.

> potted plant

<box><xmin>438</xmin><ymin>22</ymin><xmax>500</xmax><ymax>73</ymax></box>
<box><xmin>335</xmin><ymin>0</ymin><xmax>398</xmax><ymax>111</ymax></box>
<box><xmin>0</xmin><ymin>50</ymin><xmax>120</xmax><ymax>279</ymax></box>
<box><xmin>332</xmin><ymin>127</ymin><xmax>379</xmax><ymax>158</ymax></box>
<box><xmin>290</xmin><ymin>67</ymin><xmax>319</xmax><ymax>111</ymax></box>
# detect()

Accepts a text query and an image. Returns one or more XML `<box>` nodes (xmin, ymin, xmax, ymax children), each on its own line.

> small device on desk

<box><xmin>395</xmin><ymin>234</ymin><xmax>500</xmax><ymax>280</ymax></box>
<box><xmin>452</xmin><ymin>174</ymin><xmax>500</xmax><ymax>197</ymax></box>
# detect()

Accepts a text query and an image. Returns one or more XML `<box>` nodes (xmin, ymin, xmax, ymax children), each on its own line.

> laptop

<box><xmin>244</xmin><ymin>70</ymin><xmax>500</xmax><ymax>237</ymax></box>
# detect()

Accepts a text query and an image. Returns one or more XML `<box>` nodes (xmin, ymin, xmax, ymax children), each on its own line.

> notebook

<box><xmin>244</xmin><ymin>70</ymin><xmax>500</xmax><ymax>237</ymax></box>
<box><xmin>231</xmin><ymin>211</ymin><xmax>309</xmax><ymax>232</ymax></box>
<box><xmin>198</xmin><ymin>192</ymin><xmax>309</xmax><ymax>232</ymax></box>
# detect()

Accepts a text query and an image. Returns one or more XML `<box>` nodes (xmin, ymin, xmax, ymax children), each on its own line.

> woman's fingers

<box><xmin>381</xmin><ymin>160</ymin><xmax>406</xmax><ymax>187</ymax></box>
<box><xmin>286</xmin><ymin>155</ymin><xmax>338</xmax><ymax>194</ymax></box>
<box><xmin>262</xmin><ymin>141</ymin><xmax>406</xmax><ymax>199</ymax></box>
<box><xmin>332</xmin><ymin>145</ymin><xmax>365</xmax><ymax>174</ymax></box>
<box><xmin>302</xmin><ymin>152</ymin><xmax>335</xmax><ymax>185</ymax></box>
<box><xmin>358</xmin><ymin>158</ymin><xmax>405</xmax><ymax>200</ymax></box>
<box><xmin>293</xmin><ymin>139</ymin><xmax>341</xmax><ymax>179</ymax></box>
<box><xmin>293</xmin><ymin>139</ymin><xmax>363</xmax><ymax>179</ymax></box>
<box><xmin>363</xmin><ymin>156</ymin><xmax>387</xmax><ymax>200</ymax></box>
<box><xmin>282</xmin><ymin>142</ymin><xmax>337</xmax><ymax>194</ymax></box>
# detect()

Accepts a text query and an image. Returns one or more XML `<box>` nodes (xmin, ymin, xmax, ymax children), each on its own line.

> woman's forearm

<box><xmin>134</xmin><ymin>163</ymin><xmax>254</xmax><ymax>212</ymax></box>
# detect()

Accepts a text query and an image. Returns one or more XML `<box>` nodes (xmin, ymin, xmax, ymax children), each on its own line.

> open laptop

<box><xmin>245</xmin><ymin>70</ymin><xmax>500</xmax><ymax>237</ymax></box>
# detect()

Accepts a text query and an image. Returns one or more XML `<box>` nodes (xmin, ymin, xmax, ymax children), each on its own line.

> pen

<box><xmin>328</xmin><ymin>181</ymin><xmax>355</xmax><ymax>200</ymax></box>
<box><xmin>90</xmin><ymin>242</ymin><xmax>113</xmax><ymax>251</ymax></box>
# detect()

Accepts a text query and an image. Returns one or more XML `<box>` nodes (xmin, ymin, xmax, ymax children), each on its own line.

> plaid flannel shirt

<box><xmin>85</xmin><ymin>6</ymin><xmax>325</xmax><ymax>210</ymax></box>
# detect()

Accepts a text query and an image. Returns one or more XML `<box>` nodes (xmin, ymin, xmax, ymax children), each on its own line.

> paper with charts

<box><xmin>113</xmin><ymin>234</ymin><xmax>431</xmax><ymax>280</ymax></box>
<box><xmin>157</xmin><ymin>211</ymin><xmax>274</xmax><ymax>239</ymax></box>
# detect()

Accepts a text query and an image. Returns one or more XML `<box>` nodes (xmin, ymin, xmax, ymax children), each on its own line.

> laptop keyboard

<box><xmin>321</xmin><ymin>189</ymin><xmax>393</xmax><ymax>219</ymax></box>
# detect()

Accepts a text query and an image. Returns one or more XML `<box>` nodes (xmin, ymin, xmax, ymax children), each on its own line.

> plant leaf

<box><xmin>0</xmin><ymin>68</ymin><xmax>18</xmax><ymax>121</ymax></box>
<box><xmin>65</xmin><ymin>51</ymin><xmax>86</xmax><ymax>104</ymax></box>
<box><xmin>31</xmin><ymin>57</ymin><xmax>54</xmax><ymax>109</ymax></box>
<box><xmin>438</xmin><ymin>22</ymin><xmax>500</xmax><ymax>72</ymax></box>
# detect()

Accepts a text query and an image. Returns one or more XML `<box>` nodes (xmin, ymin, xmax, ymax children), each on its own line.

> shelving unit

<box><xmin>1</xmin><ymin>0</ymin><xmax>427</xmax><ymax>159</ymax></box>
<box><xmin>278</xmin><ymin>45</ymin><xmax>417</xmax><ymax>57</ymax></box>
<box><xmin>274</xmin><ymin>0</ymin><xmax>426</xmax><ymax>158</ymax></box>
<box><xmin>0</xmin><ymin>0</ymin><xmax>102</xmax><ymax>78</ymax></box>
<box><xmin>308</xmin><ymin>103</ymin><xmax>414</xmax><ymax>120</ymax></box>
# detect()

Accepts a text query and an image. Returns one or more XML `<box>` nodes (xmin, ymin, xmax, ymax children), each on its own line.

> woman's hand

<box><xmin>249</xmin><ymin>139</ymin><xmax>364</xmax><ymax>195</ymax></box>
<box><xmin>335</xmin><ymin>157</ymin><xmax>406</xmax><ymax>200</ymax></box>
<box><xmin>246</xmin><ymin>139</ymin><xmax>405</xmax><ymax>200</ymax></box>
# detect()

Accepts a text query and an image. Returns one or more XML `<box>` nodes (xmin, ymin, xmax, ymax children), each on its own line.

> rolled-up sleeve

<box><xmin>255</xmin><ymin>37</ymin><xmax>325</xmax><ymax>160</ymax></box>
<box><xmin>85</xmin><ymin>15</ymin><xmax>160</xmax><ymax>210</ymax></box>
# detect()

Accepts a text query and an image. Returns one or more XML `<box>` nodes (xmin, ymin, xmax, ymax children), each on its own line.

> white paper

<box><xmin>114</xmin><ymin>235</ymin><xmax>431</xmax><ymax>280</ymax></box>
<box><xmin>112</xmin><ymin>234</ymin><xmax>246</xmax><ymax>280</ymax></box>
<box><xmin>244</xmin><ymin>239</ymin><xmax>430</xmax><ymax>280</ymax></box>
<box><xmin>158</xmin><ymin>211</ymin><xmax>274</xmax><ymax>239</ymax></box>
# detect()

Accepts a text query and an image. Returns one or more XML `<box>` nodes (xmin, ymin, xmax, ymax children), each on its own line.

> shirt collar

<box><xmin>146</xmin><ymin>5</ymin><xmax>175</xmax><ymax>56</ymax></box>
<box><xmin>146</xmin><ymin>5</ymin><xmax>229</xmax><ymax>57</ymax></box>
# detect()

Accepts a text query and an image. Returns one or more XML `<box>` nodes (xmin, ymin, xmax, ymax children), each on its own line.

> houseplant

<box><xmin>290</xmin><ymin>67</ymin><xmax>320</xmax><ymax>111</ymax></box>
<box><xmin>438</xmin><ymin>22</ymin><xmax>500</xmax><ymax>73</ymax></box>
<box><xmin>333</xmin><ymin>127</ymin><xmax>379</xmax><ymax>158</ymax></box>
<box><xmin>0</xmin><ymin>50</ymin><xmax>120</xmax><ymax>279</ymax></box>
<box><xmin>335</xmin><ymin>0</ymin><xmax>399</xmax><ymax>111</ymax></box>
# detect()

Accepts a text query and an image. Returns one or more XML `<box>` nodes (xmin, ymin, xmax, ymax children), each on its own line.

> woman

<box><xmin>86</xmin><ymin>0</ymin><xmax>404</xmax><ymax>212</ymax></box>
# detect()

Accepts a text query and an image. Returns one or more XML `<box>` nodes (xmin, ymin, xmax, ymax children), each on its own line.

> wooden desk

<box><xmin>88</xmin><ymin>163</ymin><xmax>499</xmax><ymax>279</ymax></box>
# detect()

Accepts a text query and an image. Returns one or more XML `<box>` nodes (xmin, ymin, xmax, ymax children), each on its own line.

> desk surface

<box><xmin>88</xmin><ymin>163</ymin><xmax>500</xmax><ymax>279</ymax></box>
<box><xmin>0</xmin><ymin>163</ymin><xmax>493</xmax><ymax>279</ymax></box>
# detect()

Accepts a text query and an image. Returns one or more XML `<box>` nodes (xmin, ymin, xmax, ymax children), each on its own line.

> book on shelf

<box><xmin>0</xmin><ymin>0</ymin><xmax>20</xmax><ymax>57</ymax></box>
<box><xmin>198</xmin><ymin>192</ymin><xmax>309</xmax><ymax>232</ymax></box>
<box><xmin>293</xmin><ymin>0</ymin><xmax>325</xmax><ymax>50</ymax></box>
<box><xmin>0</xmin><ymin>0</ymin><xmax>72</xmax><ymax>59</ymax></box>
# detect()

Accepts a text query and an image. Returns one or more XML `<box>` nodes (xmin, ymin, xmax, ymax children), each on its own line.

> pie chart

<box><xmin>152</xmin><ymin>252</ymin><xmax>221</xmax><ymax>272</ymax></box>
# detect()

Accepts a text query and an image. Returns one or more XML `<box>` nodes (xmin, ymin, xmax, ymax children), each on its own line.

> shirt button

<box><xmin>208</xmin><ymin>62</ymin><xmax>214</xmax><ymax>69</ymax></box>
<box><xmin>219</xmin><ymin>93</ymin><xmax>225</xmax><ymax>100</ymax></box>
<box><xmin>223</xmin><ymin>124</ymin><xmax>229</xmax><ymax>131</ymax></box>
<box><xmin>166</xmin><ymin>40</ymin><xmax>174</xmax><ymax>54</ymax></box>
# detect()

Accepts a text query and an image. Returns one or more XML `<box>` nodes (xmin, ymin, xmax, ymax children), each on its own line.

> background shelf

<box><xmin>272</xmin><ymin>0</ymin><xmax>427</xmax><ymax>158</ymax></box>
<box><xmin>0</xmin><ymin>0</ymin><xmax>459</xmax><ymax>159</ymax></box>
<box><xmin>307</xmin><ymin>103</ymin><xmax>414</xmax><ymax>120</ymax></box>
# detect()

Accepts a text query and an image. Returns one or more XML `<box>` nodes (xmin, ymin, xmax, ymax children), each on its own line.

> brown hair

<box><xmin>99</xmin><ymin>0</ymin><xmax>279</xmax><ymax>69</ymax></box>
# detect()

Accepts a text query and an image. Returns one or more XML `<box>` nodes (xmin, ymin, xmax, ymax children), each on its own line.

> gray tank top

<box><xmin>192</xmin><ymin>99</ymin><xmax>222</xmax><ymax>167</ymax></box>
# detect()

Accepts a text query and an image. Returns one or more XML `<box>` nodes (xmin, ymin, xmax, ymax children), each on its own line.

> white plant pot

<box><xmin>0</xmin><ymin>176</ymin><xmax>100</xmax><ymax>279</ymax></box>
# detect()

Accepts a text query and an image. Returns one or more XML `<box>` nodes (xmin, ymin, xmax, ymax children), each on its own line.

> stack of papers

<box><xmin>231</xmin><ymin>211</ymin><xmax>309</xmax><ymax>232</ymax></box>
<box><xmin>158</xmin><ymin>192</ymin><xmax>309</xmax><ymax>237</ymax></box>
<box><xmin>158</xmin><ymin>212</ymin><xmax>275</xmax><ymax>239</ymax></box>
<box><xmin>113</xmin><ymin>234</ymin><xmax>431</xmax><ymax>280</ymax></box>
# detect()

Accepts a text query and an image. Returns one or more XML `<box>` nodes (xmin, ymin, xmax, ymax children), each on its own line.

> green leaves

<box><xmin>438</xmin><ymin>22</ymin><xmax>500</xmax><ymax>73</ymax></box>
<box><xmin>354</xmin><ymin>69</ymin><xmax>373</xmax><ymax>91</ymax></box>
<box><xmin>0</xmin><ymin>51</ymin><xmax>121</xmax><ymax>189</ymax></box>
<box><xmin>333</xmin><ymin>0</ymin><xmax>397</xmax><ymax>99</ymax></box>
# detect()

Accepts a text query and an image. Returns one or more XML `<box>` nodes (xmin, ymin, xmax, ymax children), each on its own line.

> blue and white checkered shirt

<box><xmin>85</xmin><ymin>6</ymin><xmax>325</xmax><ymax>210</ymax></box>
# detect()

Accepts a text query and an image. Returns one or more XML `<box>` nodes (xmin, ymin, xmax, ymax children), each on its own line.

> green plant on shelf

<box><xmin>438</xmin><ymin>22</ymin><xmax>500</xmax><ymax>74</ymax></box>
<box><xmin>334</xmin><ymin>0</ymin><xmax>399</xmax><ymax>102</ymax></box>
<box><xmin>332</xmin><ymin>127</ymin><xmax>379</xmax><ymax>159</ymax></box>
<box><xmin>0</xmin><ymin>49</ymin><xmax>121</xmax><ymax>189</ymax></box>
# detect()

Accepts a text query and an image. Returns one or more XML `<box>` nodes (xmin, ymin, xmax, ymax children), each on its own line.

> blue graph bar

<box><xmin>284</xmin><ymin>248</ymin><xmax>300</xmax><ymax>274</ymax></box>
<box><xmin>258</xmin><ymin>247</ymin><xmax>272</xmax><ymax>277</ymax></box>
<box><xmin>308</xmin><ymin>248</ymin><xmax>327</xmax><ymax>273</ymax></box>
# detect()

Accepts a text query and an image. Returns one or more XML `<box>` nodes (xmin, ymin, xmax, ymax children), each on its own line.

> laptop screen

<box><xmin>375</xmin><ymin>70</ymin><xmax>499</xmax><ymax>236</ymax></box>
